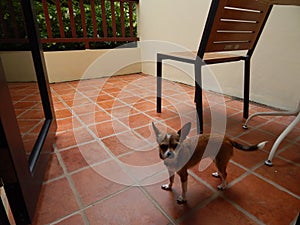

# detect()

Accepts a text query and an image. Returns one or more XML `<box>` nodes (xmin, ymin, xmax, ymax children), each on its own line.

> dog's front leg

<box><xmin>177</xmin><ymin>170</ymin><xmax>188</xmax><ymax>204</ymax></box>
<box><xmin>161</xmin><ymin>169</ymin><xmax>174</xmax><ymax>191</ymax></box>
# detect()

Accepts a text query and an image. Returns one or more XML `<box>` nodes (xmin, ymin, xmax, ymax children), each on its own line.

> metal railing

<box><xmin>0</xmin><ymin>0</ymin><xmax>139</xmax><ymax>50</ymax></box>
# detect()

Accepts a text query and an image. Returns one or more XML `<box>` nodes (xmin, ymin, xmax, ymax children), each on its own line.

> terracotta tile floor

<box><xmin>7</xmin><ymin>82</ymin><xmax>44</xmax><ymax>155</ymax></box>
<box><xmin>33</xmin><ymin>74</ymin><xmax>300</xmax><ymax>225</ymax></box>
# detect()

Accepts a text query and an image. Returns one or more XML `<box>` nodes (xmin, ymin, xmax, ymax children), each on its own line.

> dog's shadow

<box><xmin>157</xmin><ymin>178</ymin><xmax>213</xmax><ymax>210</ymax></box>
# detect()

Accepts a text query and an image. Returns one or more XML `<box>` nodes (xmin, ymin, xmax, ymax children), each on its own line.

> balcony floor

<box><xmin>33</xmin><ymin>73</ymin><xmax>300</xmax><ymax>225</ymax></box>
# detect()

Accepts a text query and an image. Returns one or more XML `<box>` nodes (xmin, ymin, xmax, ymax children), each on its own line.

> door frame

<box><xmin>0</xmin><ymin>0</ymin><xmax>56</xmax><ymax>223</ymax></box>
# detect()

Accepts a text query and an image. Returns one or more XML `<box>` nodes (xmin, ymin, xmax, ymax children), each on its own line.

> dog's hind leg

<box><xmin>212</xmin><ymin>169</ymin><xmax>227</xmax><ymax>190</ymax></box>
<box><xmin>211</xmin><ymin>160</ymin><xmax>221</xmax><ymax>178</ymax></box>
<box><xmin>177</xmin><ymin>169</ymin><xmax>188</xmax><ymax>204</ymax></box>
<box><xmin>215</xmin><ymin>156</ymin><xmax>230</xmax><ymax>191</ymax></box>
<box><xmin>177</xmin><ymin>180</ymin><xmax>187</xmax><ymax>204</ymax></box>
<box><xmin>216</xmin><ymin>169</ymin><xmax>227</xmax><ymax>191</ymax></box>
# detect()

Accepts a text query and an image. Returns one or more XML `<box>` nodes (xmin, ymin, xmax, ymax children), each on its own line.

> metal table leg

<box><xmin>264</xmin><ymin>111</ymin><xmax>300</xmax><ymax>166</ymax></box>
<box><xmin>242</xmin><ymin>101</ymin><xmax>300</xmax><ymax>166</ymax></box>
<box><xmin>242</xmin><ymin>101</ymin><xmax>300</xmax><ymax>129</ymax></box>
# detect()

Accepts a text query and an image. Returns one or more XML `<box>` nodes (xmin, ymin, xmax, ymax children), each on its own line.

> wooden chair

<box><xmin>156</xmin><ymin>0</ymin><xmax>273</xmax><ymax>133</ymax></box>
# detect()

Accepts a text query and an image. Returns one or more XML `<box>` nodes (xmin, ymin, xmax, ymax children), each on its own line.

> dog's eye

<box><xmin>160</xmin><ymin>144</ymin><xmax>168</xmax><ymax>151</ymax></box>
<box><xmin>172</xmin><ymin>143</ymin><xmax>179</xmax><ymax>149</ymax></box>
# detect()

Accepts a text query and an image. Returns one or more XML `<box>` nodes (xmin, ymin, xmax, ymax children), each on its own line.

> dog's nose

<box><xmin>166</xmin><ymin>152</ymin><xmax>172</xmax><ymax>157</ymax></box>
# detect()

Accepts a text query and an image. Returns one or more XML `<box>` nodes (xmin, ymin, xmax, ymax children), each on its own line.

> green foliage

<box><xmin>33</xmin><ymin>0</ymin><xmax>138</xmax><ymax>51</ymax></box>
<box><xmin>0</xmin><ymin>0</ymin><xmax>26</xmax><ymax>37</ymax></box>
<box><xmin>0</xmin><ymin>0</ymin><xmax>30</xmax><ymax>50</ymax></box>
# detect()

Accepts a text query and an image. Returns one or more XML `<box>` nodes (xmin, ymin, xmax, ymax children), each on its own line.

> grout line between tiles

<box><xmin>47</xmin><ymin>210</ymin><xmax>86</xmax><ymax>225</ymax></box>
<box><xmin>48</xmin><ymin>75</ymin><xmax>299</xmax><ymax>225</ymax></box>
<box><xmin>189</xmin><ymin>159</ymin><xmax>300</xmax><ymax>224</ymax></box>
<box><xmin>276</xmin><ymin>154</ymin><xmax>300</xmax><ymax>168</ymax></box>
<box><xmin>221</xmin><ymin>195</ymin><xmax>266</xmax><ymax>225</ymax></box>
<box><xmin>54</xmin><ymin>139</ymin><xmax>96</xmax><ymax>152</ymax></box>
<box><xmin>270</xmin><ymin>142</ymin><xmax>300</xmax><ymax>168</ymax></box>
<box><xmin>188</xmin><ymin>170</ymin><xmax>219</xmax><ymax>193</ymax></box>
<box><xmin>54</xmin><ymin>147</ymin><xmax>91</xmax><ymax>225</ymax></box>
<box><xmin>189</xmin><ymin>165</ymin><xmax>266</xmax><ymax>225</ymax></box>
<box><xmin>231</xmin><ymin>135</ymin><xmax>300</xmax><ymax>169</ymax></box>
<box><xmin>53</xmin><ymin>85</ymin><xmax>150</xmax><ymax>189</ymax></box>
<box><xmin>175</xmin><ymin>192</ymin><xmax>221</xmax><ymax>224</ymax></box>
<box><xmin>252</xmin><ymin>170</ymin><xmax>300</xmax><ymax>200</ymax></box>
<box><xmin>230</xmin><ymin>160</ymin><xmax>300</xmax><ymax>200</ymax></box>
<box><xmin>55</xmin><ymin>76</ymin><xmax>202</xmax><ymax>147</ymax></box>
<box><xmin>65</xmin><ymin>81</ymin><xmax>157</xmax><ymax>133</ymax></box>
<box><xmin>289</xmin><ymin>213</ymin><xmax>300</xmax><ymax>225</ymax></box>
<box><xmin>138</xmin><ymin>186</ymin><xmax>177</xmax><ymax>225</ymax></box>
<box><xmin>47</xmin><ymin>181</ymin><xmax>133</xmax><ymax>225</ymax></box>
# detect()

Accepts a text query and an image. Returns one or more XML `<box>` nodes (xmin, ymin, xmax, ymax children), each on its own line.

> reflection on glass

<box><xmin>0</xmin><ymin>52</ymin><xmax>45</xmax><ymax>158</ymax></box>
<box><xmin>9</xmin><ymin>83</ymin><xmax>45</xmax><ymax>156</ymax></box>
<box><xmin>0</xmin><ymin>0</ymin><xmax>45</xmax><ymax>159</ymax></box>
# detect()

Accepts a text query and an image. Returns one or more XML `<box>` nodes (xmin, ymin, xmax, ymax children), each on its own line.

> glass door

<box><xmin>0</xmin><ymin>0</ymin><xmax>56</xmax><ymax>224</ymax></box>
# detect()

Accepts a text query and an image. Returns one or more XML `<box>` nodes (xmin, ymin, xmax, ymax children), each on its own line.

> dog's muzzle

<box><xmin>166</xmin><ymin>151</ymin><xmax>173</xmax><ymax>158</ymax></box>
<box><xmin>160</xmin><ymin>150</ymin><xmax>174</xmax><ymax>159</ymax></box>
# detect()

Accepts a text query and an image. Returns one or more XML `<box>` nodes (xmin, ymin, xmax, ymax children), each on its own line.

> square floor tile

<box><xmin>43</xmin><ymin>153</ymin><xmax>64</xmax><ymax>181</ymax></box>
<box><xmin>180</xmin><ymin>197</ymin><xmax>258</xmax><ymax>225</ymax></box>
<box><xmin>78</xmin><ymin>110</ymin><xmax>111</xmax><ymax>125</ymax></box>
<box><xmin>279</xmin><ymin>143</ymin><xmax>300</xmax><ymax>165</ymax></box>
<box><xmin>60</xmin><ymin>141</ymin><xmax>110</xmax><ymax>172</ymax></box>
<box><xmin>89</xmin><ymin>120</ymin><xmax>128</xmax><ymax>138</ymax></box>
<box><xmin>54</xmin><ymin>213</ymin><xmax>85</xmax><ymax>225</ymax></box>
<box><xmin>71</xmin><ymin>166</ymin><xmax>127</xmax><ymax>206</ymax></box>
<box><xmin>255</xmin><ymin>158</ymin><xmax>300</xmax><ymax>196</ymax></box>
<box><xmin>101</xmin><ymin>131</ymin><xmax>145</xmax><ymax>156</ymax></box>
<box><xmin>85</xmin><ymin>187</ymin><xmax>170</xmax><ymax>225</ymax></box>
<box><xmin>224</xmin><ymin>174</ymin><xmax>300</xmax><ymax>225</ymax></box>
<box><xmin>56</xmin><ymin>117</ymin><xmax>82</xmax><ymax>132</ymax></box>
<box><xmin>33</xmin><ymin>178</ymin><xmax>79</xmax><ymax>225</ymax></box>
<box><xmin>144</xmin><ymin>175</ymin><xmax>213</xmax><ymax>220</ymax></box>
<box><xmin>190</xmin><ymin>161</ymin><xmax>246</xmax><ymax>190</ymax></box>
<box><xmin>55</xmin><ymin>128</ymin><xmax>95</xmax><ymax>150</ymax></box>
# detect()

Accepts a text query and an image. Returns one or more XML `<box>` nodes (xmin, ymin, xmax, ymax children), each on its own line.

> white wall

<box><xmin>0</xmin><ymin>48</ymin><xmax>141</xmax><ymax>83</ymax></box>
<box><xmin>44</xmin><ymin>48</ymin><xmax>141</xmax><ymax>83</ymax></box>
<box><xmin>0</xmin><ymin>51</ymin><xmax>37</xmax><ymax>82</ymax></box>
<box><xmin>138</xmin><ymin>1</ymin><xmax>300</xmax><ymax>110</ymax></box>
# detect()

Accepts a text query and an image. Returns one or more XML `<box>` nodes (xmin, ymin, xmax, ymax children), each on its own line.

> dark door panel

<box><xmin>0</xmin><ymin>0</ymin><xmax>56</xmax><ymax>224</ymax></box>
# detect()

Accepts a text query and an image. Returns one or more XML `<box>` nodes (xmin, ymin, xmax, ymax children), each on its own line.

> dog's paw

<box><xmin>161</xmin><ymin>184</ymin><xmax>172</xmax><ymax>191</ymax></box>
<box><xmin>217</xmin><ymin>184</ymin><xmax>227</xmax><ymax>191</ymax></box>
<box><xmin>176</xmin><ymin>195</ymin><xmax>187</xmax><ymax>204</ymax></box>
<box><xmin>212</xmin><ymin>172</ymin><xmax>220</xmax><ymax>178</ymax></box>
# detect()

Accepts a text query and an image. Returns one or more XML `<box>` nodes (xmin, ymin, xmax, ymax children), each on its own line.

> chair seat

<box><xmin>159</xmin><ymin>51</ymin><xmax>244</xmax><ymax>64</ymax></box>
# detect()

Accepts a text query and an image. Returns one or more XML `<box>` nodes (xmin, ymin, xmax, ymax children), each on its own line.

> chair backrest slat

<box><xmin>202</xmin><ymin>0</ymin><xmax>272</xmax><ymax>53</ymax></box>
<box><xmin>218</xmin><ymin>20</ymin><xmax>259</xmax><ymax>31</ymax></box>
<box><xmin>226</xmin><ymin>0</ymin><xmax>270</xmax><ymax>11</ymax></box>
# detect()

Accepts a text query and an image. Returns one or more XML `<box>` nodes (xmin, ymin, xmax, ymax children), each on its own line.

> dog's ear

<box><xmin>152</xmin><ymin>122</ymin><xmax>162</xmax><ymax>142</ymax></box>
<box><xmin>177</xmin><ymin>122</ymin><xmax>191</xmax><ymax>142</ymax></box>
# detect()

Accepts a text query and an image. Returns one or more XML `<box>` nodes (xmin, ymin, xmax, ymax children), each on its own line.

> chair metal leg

<box><xmin>243</xmin><ymin>57</ymin><xmax>250</xmax><ymax>119</ymax></box>
<box><xmin>157</xmin><ymin>56</ymin><xmax>162</xmax><ymax>113</ymax></box>
<box><xmin>195</xmin><ymin>59</ymin><xmax>203</xmax><ymax>134</ymax></box>
<box><xmin>196</xmin><ymin>102</ymin><xmax>203</xmax><ymax>134</ymax></box>
<box><xmin>265</xmin><ymin>111</ymin><xmax>300</xmax><ymax>166</ymax></box>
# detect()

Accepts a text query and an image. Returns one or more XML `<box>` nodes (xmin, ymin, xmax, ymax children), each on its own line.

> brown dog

<box><xmin>152</xmin><ymin>122</ymin><xmax>267</xmax><ymax>204</ymax></box>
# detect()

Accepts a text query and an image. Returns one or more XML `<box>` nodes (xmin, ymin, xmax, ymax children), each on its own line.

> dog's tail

<box><xmin>230</xmin><ymin>140</ymin><xmax>268</xmax><ymax>151</ymax></box>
